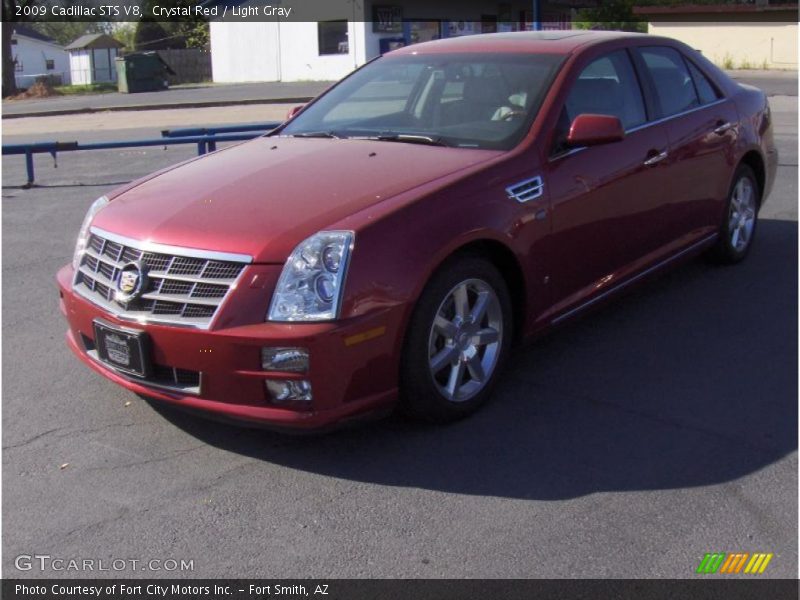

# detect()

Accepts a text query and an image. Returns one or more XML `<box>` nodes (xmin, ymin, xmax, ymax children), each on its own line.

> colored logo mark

<box><xmin>696</xmin><ymin>552</ymin><xmax>773</xmax><ymax>574</ymax></box>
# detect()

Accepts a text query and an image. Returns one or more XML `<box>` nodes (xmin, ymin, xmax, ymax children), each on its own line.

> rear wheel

<box><xmin>400</xmin><ymin>256</ymin><xmax>512</xmax><ymax>423</ymax></box>
<box><xmin>711</xmin><ymin>164</ymin><xmax>759</xmax><ymax>263</ymax></box>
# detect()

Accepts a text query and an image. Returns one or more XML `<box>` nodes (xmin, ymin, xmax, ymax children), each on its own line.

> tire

<box><xmin>399</xmin><ymin>255</ymin><xmax>513</xmax><ymax>423</ymax></box>
<box><xmin>710</xmin><ymin>164</ymin><xmax>760</xmax><ymax>264</ymax></box>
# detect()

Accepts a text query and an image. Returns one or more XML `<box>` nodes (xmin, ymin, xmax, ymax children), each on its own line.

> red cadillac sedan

<box><xmin>57</xmin><ymin>31</ymin><xmax>777</xmax><ymax>431</ymax></box>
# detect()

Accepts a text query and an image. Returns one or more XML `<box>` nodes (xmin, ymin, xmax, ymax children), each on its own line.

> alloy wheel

<box><xmin>729</xmin><ymin>176</ymin><xmax>756</xmax><ymax>252</ymax></box>
<box><xmin>427</xmin><ymin>278</ymin><xmax>503</xmax><ymax>403</ymax></box>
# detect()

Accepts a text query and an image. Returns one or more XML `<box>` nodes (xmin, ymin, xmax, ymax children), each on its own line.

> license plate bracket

<box><xmin>93</xmin><ymin>320</ymin><xmax>151</xmax><ymax>378</ymax></box>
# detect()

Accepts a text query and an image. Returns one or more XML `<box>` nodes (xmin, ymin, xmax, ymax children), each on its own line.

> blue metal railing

<box><xmin>3</xmin><ymin>121</ymin><xmax>282</xmax><ymax>187</ymax></box>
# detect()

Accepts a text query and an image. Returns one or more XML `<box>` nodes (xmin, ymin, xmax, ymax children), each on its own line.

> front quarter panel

<box><xmin>333</xmin><ymin>153</ymin><xmax>552</xmax><ymax>373</ymax></box>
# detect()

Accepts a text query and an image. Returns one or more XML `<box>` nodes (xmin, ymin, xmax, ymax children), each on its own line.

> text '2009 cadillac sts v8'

<box><xmin>57</xmin><ymin>31</ymin><xmax>777</xmax><ymax>431</ymax></box>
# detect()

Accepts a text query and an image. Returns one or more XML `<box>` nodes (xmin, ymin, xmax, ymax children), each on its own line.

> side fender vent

<box><xmin>506</xmin><ymin>175</ymin><xmax>544</xmax><ymax>203</ymax></box>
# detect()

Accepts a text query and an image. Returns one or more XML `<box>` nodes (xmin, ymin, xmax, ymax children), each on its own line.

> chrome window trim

<box><xmin>549</xmin><ymin>146</ymin><xmax>587</xmax><ymax>162</ymax></box>
<box><xmin>90</xmin><ymin>226</ymin><xmax>253</xmax><ymax>264</ymax></box>
<box><xmin>625</xmin><ymin>98</ymin><xmax>727</xmax><ymax>134</ymax></box>
<box><xmin>549</xmin><ymin>98</ymin><xmax>728</xmax><ymax>163</ymax></box>
<box><xmin>551</xmin><ymin>233</ymin><xmax>719</xmax><ymax>325</ymax></box>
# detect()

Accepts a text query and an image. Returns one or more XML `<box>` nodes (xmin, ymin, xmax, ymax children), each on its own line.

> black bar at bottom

<box><xmin>3</xmin><ymin>579</ymin><xmax>799</xmax><ymax>600</ymax></box>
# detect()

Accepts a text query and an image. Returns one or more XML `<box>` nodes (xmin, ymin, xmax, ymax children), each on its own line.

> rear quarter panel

<box><xmin>731</xmin><ymin>83</ymin><xmax>778</xmax><ymax>202</ymax></box>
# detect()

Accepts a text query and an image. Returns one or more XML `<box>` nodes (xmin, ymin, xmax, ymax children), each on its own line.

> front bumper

<box><xmin>57</xmin><ymin>265</ymin><xmax>402</xmax><ymax>431</ymax></box>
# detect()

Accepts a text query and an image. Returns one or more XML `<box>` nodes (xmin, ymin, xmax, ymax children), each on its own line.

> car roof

<box><xmin>389</xmin><ymin>30</ymin><xmax>651</xmax><ymax>56</ymax></box>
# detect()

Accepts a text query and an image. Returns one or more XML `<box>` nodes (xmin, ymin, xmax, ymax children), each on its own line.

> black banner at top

<box><xmin>2</xmin><ymin>0</ymin><xmax>799</xmax><ymax>23</ymax></box>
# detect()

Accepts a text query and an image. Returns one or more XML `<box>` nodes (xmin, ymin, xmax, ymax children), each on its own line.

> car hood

<box><xmin>93</xmin><ymin>136</ymin><xmax>501</xmax><ymax>263</ymax></box>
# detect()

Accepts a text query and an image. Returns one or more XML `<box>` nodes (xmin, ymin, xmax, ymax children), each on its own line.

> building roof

<box><xmin>13</xmin><ymin>25</ymin><xmax>58</xmax><ymax>44</ymax></box>
<box><xmin>634</xmin><ymin>2</ymin><xmax>799</xmax><ymax>17</ymax></box>
<box><xmin>65</xmin><ymin>33</ymin><xmax>124</xmax><ymax>51</ymax></box>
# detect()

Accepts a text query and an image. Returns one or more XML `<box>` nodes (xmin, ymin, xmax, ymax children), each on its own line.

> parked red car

<box><xmin>57</xmin><ymin>31</ymin><xmax>777</xmax><ymax>431</ymax></box>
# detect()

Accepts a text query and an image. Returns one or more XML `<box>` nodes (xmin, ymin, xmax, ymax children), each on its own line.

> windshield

<box><xmin>279</xmin><ymin>53</ymin><xmax>564</xmax><ymax>150</ymax></box>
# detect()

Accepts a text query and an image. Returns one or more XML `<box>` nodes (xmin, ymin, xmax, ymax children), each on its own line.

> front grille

<box><xmin>74</xmin><ymin>229</ymin><xmax>250</xmax><ymax>328</ymax></box>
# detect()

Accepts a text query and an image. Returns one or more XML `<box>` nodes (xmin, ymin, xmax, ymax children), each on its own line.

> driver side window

<box><xmin>553</xmin><ymin>50</ymin><xmax>646</xmax><ymax>155</ymax></box>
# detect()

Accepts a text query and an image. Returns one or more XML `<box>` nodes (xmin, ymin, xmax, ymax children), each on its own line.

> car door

<box><xmin>544</xmin><ymin>49</ymin><xmax>673</xmax><ymax>318</ymax></box>
<box><xmin>634</xmin><ymin>46</ymin><xmax>740</xmax><ymax>244</ymax></box>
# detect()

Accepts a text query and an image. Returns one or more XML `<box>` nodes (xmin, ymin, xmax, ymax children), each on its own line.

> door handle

<box><xmin>713</xmin><ymin>121</ymin><xmax>734</xmax><ymax>135</ymax></box>
<box><xmin>643</xmin><ymin>149</ymin><xmax>668</xmax><ymax>166</ymax></box>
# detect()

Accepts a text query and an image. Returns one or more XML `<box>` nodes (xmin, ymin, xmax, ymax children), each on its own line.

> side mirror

<box><xmin>286</xmin><ymin>104</ymin><xmax>305</xmax><ymax>120</ymax></box>
<box><xmin>567</xmin><ymin>114</ymin><xmax>624</xmax><ymax>147</ymax></box>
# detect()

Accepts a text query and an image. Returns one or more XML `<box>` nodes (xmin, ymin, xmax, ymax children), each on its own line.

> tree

<box><xmin>113</xmin><ymin>22</ymin><xmax>138</xmax><ymax>52</ymax></box>
<box><xmin>0</xmin><ymin>0</ymin><xmax>35</xmax><ymax>97</ymax></box>
<box><xmin>134</xmin><ymin>19</ymin><xmax>209</xmax><ymax>50</ymax></box>
<box><xmin>1</xmin><ymin>1</ymin><xmax>115</xmax><ymax>96</ymax></box>
<box><xmin>134</xmin><ymin>1</ymin><xmax>209</xmax><ymax>50</ymax></box>
<box><xmin>573</xmin><ymin>0</ymin><xmax>646</xmax><ymax>33</ymax></box>
<box><xmin>134</xmin><ymin>20</ymin><xmax>175</xmax><ymax>50</ymax></box>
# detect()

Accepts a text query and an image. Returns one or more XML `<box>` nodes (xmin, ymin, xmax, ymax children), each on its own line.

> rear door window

<box><xmin>638</xmin><ymin>46</ymin><xmax>700</xmax><ymax>117</ymax></box>
<box><xmin>685</xmin><ymin>59</ymin><xmax>721</xmax><ymax>105</ymax></box>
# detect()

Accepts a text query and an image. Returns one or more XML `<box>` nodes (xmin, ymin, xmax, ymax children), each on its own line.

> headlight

<box><xmin>268</xmin><ymin>231</ymin><xmax>353</xmax><ymax>321</ymax></box>
<box><xmin>72</xmin><ymin>196</ymin><xmax>109</xmax><ymax>269</ymax></box>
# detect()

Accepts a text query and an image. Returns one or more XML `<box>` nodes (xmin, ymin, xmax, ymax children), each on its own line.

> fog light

<box><xmin>261</xmin><ymin>347</ymin><xmax>309</xmax><ymax>373</ymax></box>
<box><xmin>266</xmin><ymin>379</ymin><xmax>312</xmax><ymax>403</ymax></box>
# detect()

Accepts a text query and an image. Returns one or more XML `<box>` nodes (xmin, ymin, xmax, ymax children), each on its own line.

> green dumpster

<box><xmin>115</xmin><ymin>52</ymin><xmax>175</xmax><ymax>93</ymax></box>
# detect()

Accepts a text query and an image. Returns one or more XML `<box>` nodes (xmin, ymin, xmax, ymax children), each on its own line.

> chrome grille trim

<box><xmin>506</xmin><ymin>175</ymin><xmax>544</xmax><ymax>203</ymax></box>
<box><xmin>90</xmin><ymin>226</ymin><xmax>253</xmax><ymax>264</ymax></box>
<box><xmin>73</xmin><ymin>227</ymin><xmax>252</xmax><ymax>329</ymax></box>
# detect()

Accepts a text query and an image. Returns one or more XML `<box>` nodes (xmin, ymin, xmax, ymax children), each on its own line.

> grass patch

<box><xmin>54</xmin><ymin>83</ymin><xmax>118</xmax><ymax>95</ymax></box>
<box><xmin>720</xmin><ymin>54</ymin><xmax>735</xmax><ymax>70</ymax></box>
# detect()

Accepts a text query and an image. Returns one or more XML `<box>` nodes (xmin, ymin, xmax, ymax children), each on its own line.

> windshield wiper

<box><xmin>370</xmin><ymin>134</ymin><xmax>449</xmax><ymax>147</ymax></box>
<box><xmin>290</xmin><ymin>131</ymin><xmax>344</xmax><ymax>139</ymax></box>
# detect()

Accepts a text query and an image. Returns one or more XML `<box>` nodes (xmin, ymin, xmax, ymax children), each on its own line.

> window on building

<box><xmin>14</xmin><ymin>59</ymin><xmax>23</xmax><ymax>72</ymax></box>
<box><xmin>318</xmin><ymin>21</ymin><xmax>348</xmax><ymax>55</ymax></box>
<box><xmin>45</xmin><ymin>59</ymin><xmax>55</xmax><ymax>70</ymax></box>
<box><xmin>10</xmin><ymin>38</ymin><xmax>17</xmax><ymax>45</ymax></box>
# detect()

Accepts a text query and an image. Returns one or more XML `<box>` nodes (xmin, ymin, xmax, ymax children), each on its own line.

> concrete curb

<box><xmin>1</xmin><ymin>96</ymin><xmax>314</xmax><ymax>119</ymax></box>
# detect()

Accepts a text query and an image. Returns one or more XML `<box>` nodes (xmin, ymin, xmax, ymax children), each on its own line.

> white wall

<box><xmin>648</xmin><ymin>22</ymin><xmax>798</xmax><ymax>69</ymax></box>
<box><xmin>278</xmin><ymin>22</ymin><xmax>363</xmax><ymax>82</ymax></box>
<box><xmin>12</xmin><ymin>35</ymin><xmax>70</xmax><ymax>87</ymax></box>
<box><xmin>210</xmin><ymin>21</ymin><xmax>280</xmax><ymax>82</ymax></box>
<box><xmin>69</xmin><ymin>50</ymin><xmax>91</xmax><ymax>85</ymax></box>
<box><xmin>69</xmin><ymin>48</ymin><xmax>118</xmax><ymax>85</ymax></box>
<box><xmin>210</xmin><ymin>21</ymin><xmax>367</xmax><ymax>83</ymax></box>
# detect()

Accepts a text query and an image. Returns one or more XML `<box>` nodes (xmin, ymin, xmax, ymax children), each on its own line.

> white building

<box><xmin>11</xmin><ymin>26</ymin><xmax>71</xmax><ymax>88</ymax></box>
<box><xmin>65</xmin><ymin>34</ymin><xmax>124</xmax><ymax>86</ymax></box>
<box><xmin>209</xmin><ymin>1</ymin><xmax>555</xmax><ymax>83</ymax></box>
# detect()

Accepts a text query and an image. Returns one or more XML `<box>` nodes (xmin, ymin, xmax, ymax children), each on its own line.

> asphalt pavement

<box><xmin>1</xmin><ymin>90</ymin><xmax>797</xmax><ymax>577</ymax></box>
<box><xmin>2</xmin><ymin>81</ymin><xmax>333</xmax><ymax>118</ymax></box>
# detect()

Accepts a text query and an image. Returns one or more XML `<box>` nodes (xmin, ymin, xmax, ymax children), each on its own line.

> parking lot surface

<box><xmin>2</xmin><ymin>88</ymin><xmax>797</xmax><ymax>577</ymax></box>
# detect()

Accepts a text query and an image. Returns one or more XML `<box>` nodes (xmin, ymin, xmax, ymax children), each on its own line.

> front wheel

<box><xmin>399</xmin><ymin>256</ymin><xmax>512</xmax><ymax>423</ymax></box>
<box><xmin>711</xmin><ymin>164</ymin><xmax>760</xmax><ymax>263</ymax></box>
